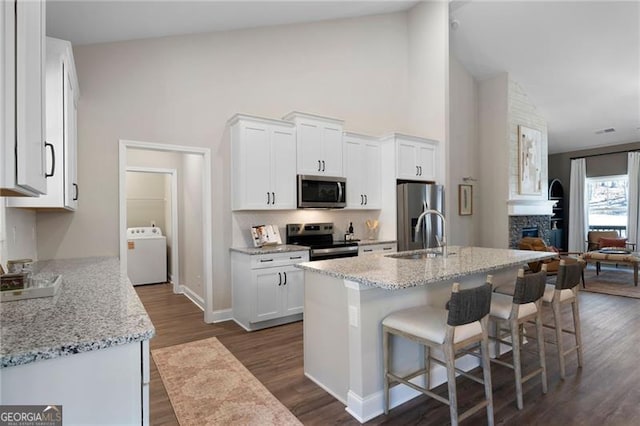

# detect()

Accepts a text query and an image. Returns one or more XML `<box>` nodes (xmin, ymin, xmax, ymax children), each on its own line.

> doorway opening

<box><xmin>119</xmin><ymin>140</ymin><xmax>214</xmax><ymax>323</ymax></box>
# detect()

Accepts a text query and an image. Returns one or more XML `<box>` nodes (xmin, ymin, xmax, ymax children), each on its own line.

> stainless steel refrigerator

<box><xmin>397</xmin><ymin>182</ymin><xmax>445</xmax><ymax>251</ymax></box>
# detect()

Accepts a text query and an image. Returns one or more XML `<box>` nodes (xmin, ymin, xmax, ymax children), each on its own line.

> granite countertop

<box><xmin>295</xmin><ymin>246</ymin><xmax>556</xmax><ymax>290</ymax></box>
<box><xmin>230</xmin><ymin>244</ymin><xmax>310</xmax><ymax>255</ymax></box>
<box><xmin>1</xmin><ymin>257</ymin><xmax>155</xmax><ymax>368</ymax></box>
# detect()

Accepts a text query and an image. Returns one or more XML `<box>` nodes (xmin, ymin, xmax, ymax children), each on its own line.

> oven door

<box><xmin>298</xmin><ymin>175</ymin><xmax>346</xmax><ymax>208</ymax></box>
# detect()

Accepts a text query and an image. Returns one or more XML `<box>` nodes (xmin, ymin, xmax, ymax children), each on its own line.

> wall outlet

<box><xmin>150</xmin><ymin>220</ymin><xmax>156</xmax><ymax>227</ymax></box>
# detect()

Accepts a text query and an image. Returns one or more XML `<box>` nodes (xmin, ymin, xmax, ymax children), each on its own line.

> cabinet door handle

<box><xmin>260</xmin><ymin>258</ymin><xmax>274</xmax><ymax>263</ymax></box>
<box><xmin>318</xmin><ymin>160</ymin><xmax>322</xmax><ymax>172</ymax></box>
<box><xmin>267</xmin><ymin>192</ymin><xmax>271</xmax><ymax>205</ymax></box>
<box><xmin>73</xmin><ymin>183</ymin><xmax>79</xmax><ymax>201</ymax></box>
<box><xmin>383</xmin><ymin>247</ymin><xmax>393</xmax><ymax>250</ymax></box>
<box><xmin>289</xmin><ymin>256</ymin><xmax>302</xmax><ymax>260</ymax></box>
<box><xmin>45</xmin><ymin>142</ymin><xmax>55</xmax><ymax>178</ymax></box>
<box><xmin>360</xmin><ymin>194</ymin><xmax>363</xmax><ymax>205</ymax></box>
<box><xmin>283</xmin><ymin>272</ymin><xmax>287</xmax><ymax>285</ymax></box>
<box><xmin>416</xmin><ymin>165</ymin><xmax>419</xmax><ymax>176</ymax></box>
<box><xmin>364</xmin><ymin>194</ymin><xmax>368</xmax><ymax>205</ymax></box>
<box><xmin>272</xmin><ymin>192</ymin><xmax>275</xmax><ymax>205</ymax></box>
<box><xmin>363</xmin><ymin>248</ymin><xmax>373</xmax><ymax>252</ymax></box>
<box><xmin>418</xmin><ymin>166</ymin><xmax>422</xmax><ymax>176</ymax></box>
<box><xmin>322</xmin><ymin>160</ymin><xmax>325</xmax><ymax>172</ymax></box>
<box><xmin>278</xmin><ymin>272</ymin><xmax>282</xmax><ymax>286</ymax></box>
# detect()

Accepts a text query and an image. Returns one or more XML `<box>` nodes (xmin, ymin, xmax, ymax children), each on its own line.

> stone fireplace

<box><xmin>509</xmin><ymin>215</ymin><xmax>551</xmax><ymax>248</ymax></box>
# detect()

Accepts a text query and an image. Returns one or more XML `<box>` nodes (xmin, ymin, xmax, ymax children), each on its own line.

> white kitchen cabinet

<box><xmin>9</xmin><ymin>37</ymin><xmax>79</xmax><ymax>210</ymax></box>
<box><xmin>344</xmin><ymin>132</ymin><xmax>381</xmax><ymax>209</ymax></box>
<box><xmin>0</xmin><ymin>341</ymin><xmax>149</xmax><ymax>425</ymax></box>
<box><xmin>232</xmin><ymin>249</ymin><xmax>309</xmax><ymax>331</ymax></box>
<box><xmin>383</xmin><ymin>133</ymin><xmax>440</xmax><ymax>182</ymax></box>
<box><xmin>1</xmin><ymin>0</ymin><xmax>47</xmax><ymax>196</ymax></box>
<box><xmin>358</xmin><ymin>242</ymin><xmax>397</xmax><ymax>255</ymax></box>
<box><xmin>283</xmin><ymin>111</ymin><xmax>344</xmax><ymax>177</ymax></box>
<box><xmin>229</xmin><ymin>114</ymin><xmax>296</xmax><ymax>210</ymax></box>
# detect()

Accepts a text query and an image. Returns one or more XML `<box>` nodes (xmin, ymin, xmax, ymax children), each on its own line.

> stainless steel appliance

<box><xmin>286</xmin><ymin>223</ymin><xmax>358</xmax><ymax>260</ymax></box>
<box><xmin>297</xmin><ymin>175</ymin><xmax>346</xmax><ymax>209</ymax></box>
<box><xmin>397</xmin><ymin>182</ymin><xmax>445</xmax><ymax>251</ymax></box>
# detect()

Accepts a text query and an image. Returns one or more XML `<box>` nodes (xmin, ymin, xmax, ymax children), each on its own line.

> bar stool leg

<box><xmin>481</xmin><ymin>321</ymin><xmax>495</xmax><ymax>426</ymax></box>
<box><xmin>572</xmin><ymin>299</ymin><xmax>584</xmax><ymax>368</ymax></box>
<box><xmin>535</xmin><ymin>307</ymin><xmax>548</xmax><ymax>394</ymax></box>
<box><xmin>425</xmin><ymin>346</ymin><xmax>431</xmax><ymax>390</ymax></box>
<box><xmin>510</xmin><ymin>318</ymin><xmax>523</xmax><ymax>410</ymax></box>
<box><xmin>444</xmin><ymin>343</ymin><xmax>459</xmax><ymax>426</ymax></box>
<box><xmin>492</xmin><ymin>320</ymin><xmax>500</xmax><ymax>358</ymax></box>
<box><xmin>383</xmin><ymin>329</ymin><xmax>390</xmax><ymax>414</ymax></box>
<box><xmin>552</xmin><ymin>301</ymin><xmax>566</xmax><ymax>379</ymax></box>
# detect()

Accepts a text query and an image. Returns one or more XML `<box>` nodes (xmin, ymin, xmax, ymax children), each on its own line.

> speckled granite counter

<box><xmin>230</xmin><ymin>244</ymin><xmax>309</xmax><ymax>255</ymax></box>
<box><xmin>297</xmin><ymin>246</ymin><xmax>556</xmax><ymax>290</ymax></box>
<box><xmin>1</xmin><ymin>257</ymin><xmax>155</xmax><ymax>368</ymax></box>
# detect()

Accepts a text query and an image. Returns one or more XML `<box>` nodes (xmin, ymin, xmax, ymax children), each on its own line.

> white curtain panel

<box><xmin>568</xmin><ymin>158</ymin><xmax>587</xmax><ymax>252</ymax></box>
<box><xmin>627</xmin><ymin>152</ymin><xmax>640</xmax><ymax>247</ymax></box>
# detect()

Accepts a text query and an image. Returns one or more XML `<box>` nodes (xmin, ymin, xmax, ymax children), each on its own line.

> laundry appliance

<box><xmin>127</xmin><ymin>226</ymin><xmax>167</xmax><ymax>285</ymax></box>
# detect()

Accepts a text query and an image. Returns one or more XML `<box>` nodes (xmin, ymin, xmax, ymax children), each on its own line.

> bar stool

<box><xmin>382</xmin><ymin>282</ymin><xmax>494</xmax><ymax>426</ymax></box>
<box><xmin>489</xmin><ymin>267</ymin><xmax>548</xmax><ymax>410</ymax></box>
<box><xmin>542</xmin><ymin>259</ymin><xmax>585</xmax><ymax>379</ymax></box>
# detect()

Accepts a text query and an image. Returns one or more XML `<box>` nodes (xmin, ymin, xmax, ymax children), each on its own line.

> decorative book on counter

<box><xmin>251</xmin><ymin>225</ymin><xmax>282</xmax><ymax>247</ymax></box>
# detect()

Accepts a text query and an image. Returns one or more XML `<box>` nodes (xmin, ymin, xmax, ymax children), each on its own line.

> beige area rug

<box><xmin>152</xmin><ymin>337</ymin><xmax>302</xmax><ymax>426</ymax></box>
<box><xmin>561</xmin><ymin>266</ymin><xmax>640</xmax><ymax>299</ymax></box>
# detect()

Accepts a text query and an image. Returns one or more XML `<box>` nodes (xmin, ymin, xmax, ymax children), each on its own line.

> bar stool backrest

<box><xmin>513</xmin><ymin>269</ymin><xmax>547</xmax><ymax>304</ymax></box>
<box><xmin>555</xmin><ymin>261</ymin><xmax>584</xmax><ymax>290</ymax></box>
<box><xmin>447</xmin><ymin>283</ymin><xmax>492</xmax><ymax>326</ymax></box>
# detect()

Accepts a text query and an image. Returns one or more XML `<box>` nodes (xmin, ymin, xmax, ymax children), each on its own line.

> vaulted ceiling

<box><xmin>46</xmin><ymin>1</ymin><xmax>640</xmax><ymax>154</ymax></box>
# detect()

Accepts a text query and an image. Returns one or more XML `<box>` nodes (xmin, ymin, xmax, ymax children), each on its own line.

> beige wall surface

<box><xmin>33</xmin><ymin>9</ymin><xmax>452</xmax><ymax>312</ymax></box>
<box><xmin>126</xmin><ymin>171</ymin><xmax>167</xmax><ymax>230</ymax></box>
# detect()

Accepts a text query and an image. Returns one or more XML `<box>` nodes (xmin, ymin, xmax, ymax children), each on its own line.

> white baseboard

<box><xmin>346</xmin><ymin>354</ymin><xmax>482</xmax><ymax>423</ymax></box>
<box><xmin>305</xmin><ymin>372</ymin><xmax>347</xmax><ymax>405</ymax></box>
<box><xmin>210</xmin><ymin>309</ymin><xmax>233</xmax><ymax>323</ymax></box>
<box><xmin>180</xmin><ymin>285</ymin><xmax>204</xmax><ymax>311</ymax></box>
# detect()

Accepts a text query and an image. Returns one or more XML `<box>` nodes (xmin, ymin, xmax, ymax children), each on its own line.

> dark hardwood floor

<box><xmin>136</xmin><ymin>282</ymin><xmax>640</xmax><ymax>425</ymax></box>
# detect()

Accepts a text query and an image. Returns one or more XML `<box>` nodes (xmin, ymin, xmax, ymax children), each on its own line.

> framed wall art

<box><xmin>458</xmin><ymin>184</ymin><xmax>472</xmax><ymax>216</ymax></box>
<box><xmin>518</xmin><ymin>125</ymin><xmax>543</xmax><ymax>195</ymax></box>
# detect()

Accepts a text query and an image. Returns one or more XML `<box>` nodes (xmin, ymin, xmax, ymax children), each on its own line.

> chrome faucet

<box><xmin>414</xmin><ymin>208</ymin><xmax>447</xmax><ymax>258</ymax></box>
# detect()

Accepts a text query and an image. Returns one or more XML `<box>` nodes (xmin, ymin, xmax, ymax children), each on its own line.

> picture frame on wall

<box><xmin>459</xmin><ymin>184</ymin><xmax>472</xmax><ymax>216</ymax></box>
<box><xmin>518</xmin><ymin>125</ymin><xmax>543</xmax><ymax>195</ymax></box>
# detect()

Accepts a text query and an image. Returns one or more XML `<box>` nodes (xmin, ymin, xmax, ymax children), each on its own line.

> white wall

<box><xmin>448</xmin><ymin>55</ymin><xmax>479</xmax><ymax>246</ymax></box>
<box><xmin>2</xmin><ymin>208</ymin><xmax>37</xmax><ymax>262</ymax></box>
<box><xmin>478</xmin><ymin>73</ymin><xmax>510</xmax><ymax>248</ymax></box>
<box><xmin>180</xmin><ymin>153</ymin><xmax>204</xmax><ymax>299</ymax></box>
<box><xmin>126</xmin><ymin>171</ymin><xmax>167</xmax><ymax>230</ymax></box>
<box><xmin>33</xmin><ymin>8</ymin><xmax>452</xmax><ymax>313</ymax></box>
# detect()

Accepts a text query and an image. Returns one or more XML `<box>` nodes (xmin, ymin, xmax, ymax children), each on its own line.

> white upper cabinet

<box><xmin>343</xmin><ymin>132</ymin><xmax>381</xmax><ymax>209</ymax></box>
<box><xmin>9</xmin><ymin>37</ymin><xmax>80</xmax><ymax>210</ymax></box>
<box><xmin>283</xmin><ymin>112</ymin><xmax>344</xmax><ymax>177</ymax></box>
<box><xmin>230</xmin><ymin>114</ymin><xmax>297</xmax><ymax>210</ymax></box>
<box><xmin>1</xmin><ymin>0</ymin><xmax>47</xmax><ymax>196</ymax></box>
<box><xmin>384</xmin><ymin>133</ymin><xmax>440</xmax><ymax>182</ymax></box>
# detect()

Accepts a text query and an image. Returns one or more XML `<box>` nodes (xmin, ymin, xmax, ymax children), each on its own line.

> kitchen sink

<box><xmin>386</xmin><ymin>250</ymin><xmax>455</xmax><ymax>260</ymax></box>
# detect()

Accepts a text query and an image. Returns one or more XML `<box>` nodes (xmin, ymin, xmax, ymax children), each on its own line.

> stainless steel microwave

<box><xmin>297</xmin><ymin>175</ymin><xmax>346</xmax><ymax>208</ymax></box>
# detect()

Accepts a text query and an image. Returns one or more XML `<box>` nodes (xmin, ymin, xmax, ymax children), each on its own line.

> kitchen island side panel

<box><xmin>303</xmin><ymin>270</ymin><xmax>350</xmax><ymax>403</ymax></box>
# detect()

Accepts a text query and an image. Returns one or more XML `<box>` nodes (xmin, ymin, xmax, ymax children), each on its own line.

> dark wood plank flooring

<box><xmin>136</xmin><ymin>283</ymin><xmax>640</xmax><ymax>425</ymax></box>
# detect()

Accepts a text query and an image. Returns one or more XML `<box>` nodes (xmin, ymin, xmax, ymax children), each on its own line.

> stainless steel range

<box><xmin>286</xmin><ymin>223</ymin><xmax>358</xmax><ymax>261</ymax></box>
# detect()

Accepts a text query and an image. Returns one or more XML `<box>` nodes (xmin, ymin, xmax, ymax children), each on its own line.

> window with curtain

<box><xmin>586</xmin><ymin>175</ymin><xmax>628</xmax><ymax>236</ymax></box>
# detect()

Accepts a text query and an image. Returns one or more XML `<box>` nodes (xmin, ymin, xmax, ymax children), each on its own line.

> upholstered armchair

<box><xmin>586</xmin><ymin>231</ymin><xmax>636</xmax><ymax>252</ymax></box>
<box><xmin>518</xmin><ymin>237</ymin><xmax>580</xmax><ymax>275</ymax></box>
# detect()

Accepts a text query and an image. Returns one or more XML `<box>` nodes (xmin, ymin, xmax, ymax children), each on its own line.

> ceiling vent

<box><xmin>595</xmin><ymin>128</ymin><xmax>616</xmax><ymax>135</ymax></box>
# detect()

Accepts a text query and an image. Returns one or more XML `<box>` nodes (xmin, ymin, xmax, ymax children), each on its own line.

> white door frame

<box><xmin>126</xmin><ymin>166</ymin><xmax>180</xmax><ymax>294</ymax></box>
<box><xmin>119</xmin><ymin>139</ymin><xmax>214</xmax><ymax>323</ymax></box>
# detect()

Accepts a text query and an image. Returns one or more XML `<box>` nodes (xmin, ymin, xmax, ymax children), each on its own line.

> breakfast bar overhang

<box><xmin>296</xmin><ymin>246</ymin><xmax>555</xmax><ymax>423</ymax></box>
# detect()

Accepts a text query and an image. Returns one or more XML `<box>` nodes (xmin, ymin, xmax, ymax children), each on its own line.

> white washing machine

<box><xmin>127</xmin><ymin>227</ymin><xmax>167</xmax><ymax>285</ymax></box>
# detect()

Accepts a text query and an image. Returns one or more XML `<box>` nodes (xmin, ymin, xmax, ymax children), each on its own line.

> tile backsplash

<box><xmin>232</xmin><ymin>210</ymin><xmax>385</xmax><ymax>247</ymax></box>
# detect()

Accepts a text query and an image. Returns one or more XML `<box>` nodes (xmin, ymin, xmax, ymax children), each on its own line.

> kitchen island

<box><xmin>0</xmin><ymin>257</ymin><xmax>155</xmax><ymax>425</ymax></box>
<box><xmin>296</xmin><ymin>246</ymin><xmax>555</xmax><ymax>422</ymax></box>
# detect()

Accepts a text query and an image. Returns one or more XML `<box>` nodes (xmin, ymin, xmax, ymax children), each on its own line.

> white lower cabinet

<box><xmin>232</xmin><ymin>249</ymin><xmax>309</xmax><ymax>331</ymax></box>
<box><xmin>0</xmin><ymin>340</ymin><xmax>150</xmax><ymax>425</ymax></box>
<box><xmin>358</xmin><ymin>242</ymin><xmax>397</xmax><ymax>255</ymax></box>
